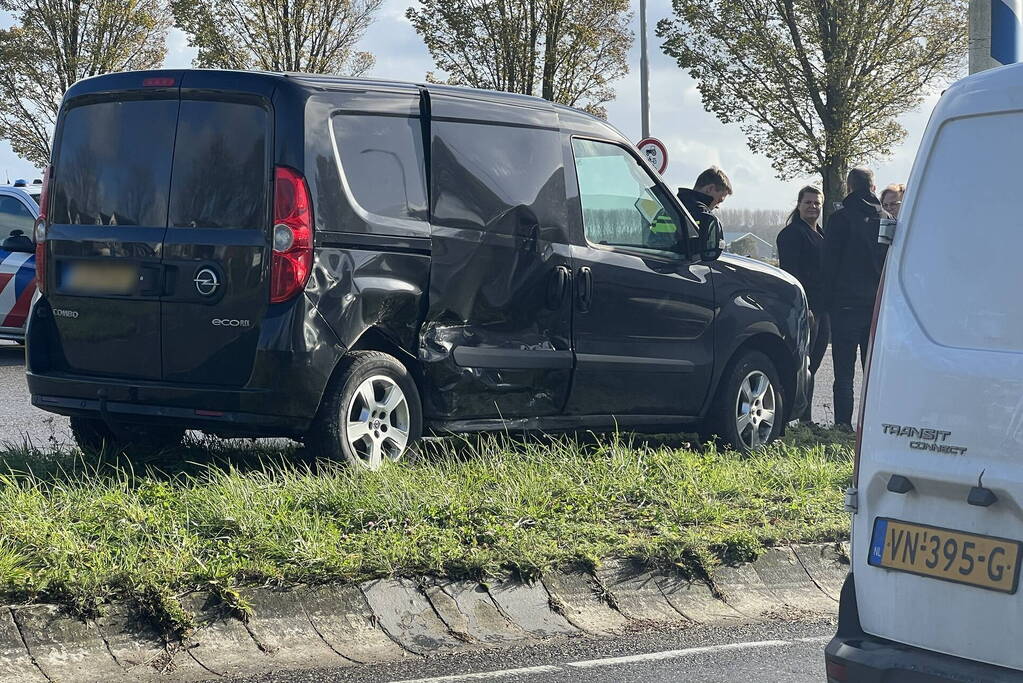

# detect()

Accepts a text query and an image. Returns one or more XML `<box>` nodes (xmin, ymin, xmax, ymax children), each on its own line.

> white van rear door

<box><xmin>854</xmin><ymin>93</ymin><xmax>1023</xmax><ymax>671</ymax></box>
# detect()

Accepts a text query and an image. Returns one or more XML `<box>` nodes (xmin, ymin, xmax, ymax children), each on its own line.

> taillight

<box><xmin>34</xmin><ymin>166</ymin><xmax>50</xmax><ymax>294</ymax></box>
<box><xmin>271</xmin><ymin>166</ymin><xmax>313</xmax><ymax>303</ymax></box>
<box><xmin>852</xmin><ymin>267</ymin><xmax>888</xmax><ymax>486</ymax></box>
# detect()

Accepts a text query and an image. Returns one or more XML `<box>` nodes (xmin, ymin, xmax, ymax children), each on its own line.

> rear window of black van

<box><xmin>51</xmin><ymin>100</ymin><xmax>177</xmax><ymax>227</ymax></box>
<box><xmin>169</xmin><ymin>100</ymin><xmax>269</xmax><ymax>230</ymax></box>
<box><xmin>51</xmin><ymin>98</ymin><xmax>269</xmax><ymax>231</ymax></box>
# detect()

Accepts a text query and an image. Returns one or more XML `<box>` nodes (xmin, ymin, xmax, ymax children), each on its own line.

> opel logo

<box><xmin>194</xmin><ymin>268</ymin><xmax>220</xmax><ymax>297</ymax></box>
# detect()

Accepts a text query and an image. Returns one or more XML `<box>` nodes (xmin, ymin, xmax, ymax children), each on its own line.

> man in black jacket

<box><xmin>678</xmin><ymin>167</ymin><xmax>731</xmax><ymax>251</ymax></box>
<box><xmin>822</xmin><ymin>167</ymin><xmax>890</xmax><ymax>429</ymax></box>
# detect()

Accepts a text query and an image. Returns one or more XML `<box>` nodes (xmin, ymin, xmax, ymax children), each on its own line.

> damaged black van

<box><xmin>26</xmin><ymin>70</ymin><xmax>809</xmax><ymax>467</ymax></box>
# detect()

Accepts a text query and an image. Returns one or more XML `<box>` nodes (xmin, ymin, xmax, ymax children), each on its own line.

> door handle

<box><xmin>547</xmin><ymin>265</ymin><xmax>570</xmax><ymax>309</ymax></box>
<box><xmin>576</xmin><ymin>266</ymin><xmax>592</xmax><ymax>312</ymax></box>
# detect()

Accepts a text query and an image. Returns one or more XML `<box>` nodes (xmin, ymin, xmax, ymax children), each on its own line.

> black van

<box><xmin>25</xmin><ymin>69</ymin><xmax>809</xmax><ymax>467</ymax></box>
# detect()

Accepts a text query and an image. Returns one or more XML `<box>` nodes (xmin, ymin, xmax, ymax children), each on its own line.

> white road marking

<box><xmin>392</xmin><ymin>666</ymin><xmax>563</xmax><ymax>683</ymax></box>
<box><xmin>565</xmin><ymin>639</ymin><xmax>792</xmax><ymax>669</ymax></box>
<box><xmin>389</xmin><ymin>636</ymin><xmax>824</xmax><ymax>682</ymax></box>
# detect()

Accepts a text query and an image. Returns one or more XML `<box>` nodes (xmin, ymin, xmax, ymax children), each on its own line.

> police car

<box><xmin>0</xmin><ymin>186</ymin><xmax>39</xmax><ymax>343</ymax></box>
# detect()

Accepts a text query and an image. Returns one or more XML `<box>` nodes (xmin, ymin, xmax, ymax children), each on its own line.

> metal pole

<box><xmin>640</xmin><ymin>0</ymin><xmax>650</xmax><ymax>139</ymax></box>
<box><xmin>971</xmin><ymin>0</ymin><xmax>1023</xmax><ymax>73</ymax></box>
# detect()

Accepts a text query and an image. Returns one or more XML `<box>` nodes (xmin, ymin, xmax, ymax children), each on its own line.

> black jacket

<box><xmin>776</xmin><ymin>216</ymin><xmax>825</xmax><ymax>312</ymax></box>
<box><xmin>677</xmin><ymin>188</ymin><xmax>723</xmax><ymax>246</ymax></box>
<box><xmin>821</xmin><ymin>190</ymin><xmax>890</xmax><ymax>311</ymax></box>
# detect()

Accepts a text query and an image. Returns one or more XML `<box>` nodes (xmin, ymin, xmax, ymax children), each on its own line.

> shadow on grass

<box><xmin>0</xmin><ymin>420</ymin><xmax>850</xmax><ymax>487</ymax></box>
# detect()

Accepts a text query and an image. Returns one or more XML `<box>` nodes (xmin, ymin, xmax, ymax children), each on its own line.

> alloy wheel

<box><xmin>734</xmin><ymin>370</ymin><xmax>776</xmax><ymax>450</ymax></box>
<box><xmin>344</xmin><ymin>375</ymin><xmax>411</xmax><ymax>469</ymax></box>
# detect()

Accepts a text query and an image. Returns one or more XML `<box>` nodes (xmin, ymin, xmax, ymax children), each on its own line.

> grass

<box><xmin>0</xmin><ymin>425</ymin><xmax>853</xmax><ymax>635</ymax></box>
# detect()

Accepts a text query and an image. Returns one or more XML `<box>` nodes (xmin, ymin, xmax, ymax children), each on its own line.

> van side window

<box><xmin>572</xmin><ymin>138</ymin><xmax>685</xmax><ymax>254</ymax></box>
<box><xmin>0</xmin><ymin>196</ymin><xmax>34</xmax><ymax>238</ymax></box>
<box><xmin>332</xmin><ymin>114</ymin><xmax>428</xmax><ymax>222</ymax></box>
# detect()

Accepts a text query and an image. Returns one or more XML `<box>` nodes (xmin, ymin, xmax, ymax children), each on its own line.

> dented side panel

<box><xmin>303</xmin><ymin>87</ymin><xmax>432</xmax><ymax>363</ymax></box>
<box><xmin>422</xmin><ymin>94</ymin><xmax>573</xmax><ymax>421</ymax></box>
<box><xmin>308</xmin><ymin>246</ymin><xmax>429</xmax><ymax>355</ymax></box>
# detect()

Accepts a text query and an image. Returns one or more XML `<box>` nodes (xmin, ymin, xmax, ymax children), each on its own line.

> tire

<box><xmin>305</xmin><ymin>351</ymin><xmax>423</xmax><ymax>469</ymax></box>
<box><xmin>70</xmin><ymin>417</ymin><xmax>184</xmax><ymax>455</ymax></box>
<box><xmin>711</xmin><ymin>350</ymin><xmax>785</xmax><ymax>453</ymax></box>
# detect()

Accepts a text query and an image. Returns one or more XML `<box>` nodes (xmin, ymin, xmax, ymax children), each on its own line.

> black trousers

<box><xmin>801</xmin><ymin>311</ymin><xmax>831</xmax><ymax>422</ymax></box>
<box><xmin>831</xmin><ymin>307</ymin><xmax>873</xmax><ymax>427</ymax></box>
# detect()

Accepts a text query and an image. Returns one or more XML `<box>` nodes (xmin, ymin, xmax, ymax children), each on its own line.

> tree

<box><xmin>406</xmin><ymin>0</ymin><xmax>632</xmax><ymax>117</ymax></box>
<box><xmin>171</xmin><ymin>0</ymin><xmax>380</xmax><ymax>76</ymax></box>
<box><xmin>0</xmin><ymin>0</ymin><xmax>170</xmax><ymax>167</ymax></box>
<box><xmin>657</xmin><ymin>0</ymin><xmax>967</xmax><ymax>218</ymax></box>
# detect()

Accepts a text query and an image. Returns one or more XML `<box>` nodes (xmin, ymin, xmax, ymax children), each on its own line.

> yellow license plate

<box><xmin>61</xmin><ymin>261</ymin><xmax>139</xmax><ymax>295</ymax></box>
<box><xmin>869</xmin><ymin>518</ymin><xmax>1022</xmax><ymax>593</ymax></box>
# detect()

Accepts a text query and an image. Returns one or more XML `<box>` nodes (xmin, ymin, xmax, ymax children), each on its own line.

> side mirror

<box><xmin>879</xmin><ymin>218</ymin><xmax>897</xmax><ymax>245</ymax></box>
<box><xmin>2</xmin><ymin>230</ymin><xmax>34</xmax><ymax>254</ymax></box>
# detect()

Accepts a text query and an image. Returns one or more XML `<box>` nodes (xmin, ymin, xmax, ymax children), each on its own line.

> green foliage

<box><xmin>0</xmin><ymin>431</ymin><xmax>852</xmax><ymax>631</ymax></box>
<box><xmin>657</xmin><ymin>0</ymin><xmax>967</xmax><ymax>204</ymax></box>
<box><xmin>406</xmin><ymin>0</ymin><xmax>633</xmax><ymax>117</ymax></box>
<box><xmin>0</xmin><ymin>0</ymin><xmax>171</xmax><ymax>167</ymax></box>
<box><xmin>170</xmin><ymin>0</ymin><xmax>380</xmax><ymax>75</ymax></box>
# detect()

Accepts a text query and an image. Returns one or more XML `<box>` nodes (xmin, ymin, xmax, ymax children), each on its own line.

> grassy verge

<box><xmin>0</xmin><ymin>425</ymin><xmax>852</xmax><ymax>633</ymax></box>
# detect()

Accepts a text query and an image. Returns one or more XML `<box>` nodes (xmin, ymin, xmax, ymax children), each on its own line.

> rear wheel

<box><xmin>711</xmin><ymin>350</ymin><xmax>785</xmax><ymax>452</ymax></box>
<box><xmin>69</xmin><ymin>417</ymin><xmax>185</xmax><ymax>455</ymax></box>
<box><xmin>306</xmin><ymin>351</ymin><xmax>423</xmax><ymax>469</ymax></box>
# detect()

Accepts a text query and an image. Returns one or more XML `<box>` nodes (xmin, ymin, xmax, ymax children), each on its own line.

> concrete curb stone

<box><xmin>710</xmin><ymin>559</ymin><xmax>788</xmax><ymax>619</ymax></box>
<box><xmin>179</xmin><ymin>591</ymin><xmax>267</xmax><ymax>678</ymax></box>
<box><xmin>791</xmin><ymin>543</ymin><xmax>850</xmax><ymax>601</ymax></box>
<box><xmin>243</xmin><ymin>587</ymin><xmax>343</xmax><ymax>669</ymax></box>
<box><xmin>12</xmin><ymin>604</ymin><xmax>124</xmax><ymax>682</ymax></box>
<box><xmin>751</xmin><ymin>547</ymin><xmax>837</xmax><ymax>614</ymax></box>
<box><xmin>299</xmin><ymin>584</ymin><xmax>406</xmax><ymax>664</ymax></box>
<box><xmin>426</xmin><ymin>581</ymin><xmax>531</xmax><ymax>645</ymax></box>
<box><xmin>360</xmin><ymin>578</ymin><xmax>466</xmax><ymax>655</ymax></box>
<box><xmin>595</xmin><ymin>560</ymin><xmax>689</xmax><ymax>624</ymax></box>
<box><xmin>653</xmin><ymin>574</ymin><xmax>747</xmax><ymax>624</ymax></box>
<box><xmin>93</xmin><ymin>603</ymin><xmax>207</xmax><ymax>681</ymax></box>
<box><xmin>541</xmin><ymin>571</ymin><xmax>629</xmax><ymax>635</ymax></box>
<box><xmin>0</xmin><ymin>543</ymin><xmax>847</xmax><ymax>680</ymax></box>
<box><xmin>487</xmin><ymin>578</ymin><xmax>578</xmax><ymax>638</ymax></box>
<box><xmin>0</xmin><ymin>608</ymin><xmax>46</xmax><ymax>682</ymax></box>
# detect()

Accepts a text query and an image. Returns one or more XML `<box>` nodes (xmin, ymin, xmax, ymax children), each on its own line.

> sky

<box><xmin>0</xmin><ymin>0</ymin><xmax>954</xmax><ymax>210</ymax></box>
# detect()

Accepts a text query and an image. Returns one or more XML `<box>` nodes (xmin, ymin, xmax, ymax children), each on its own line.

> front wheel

<box><xmin>306</xmin><ymin>351</ymin><xmax>423</xmax><ymax>469</ymax></box>
<box><xmin>712</xmin><ymin>350</ymin><xmax>785</xmax><ymax>452</ymax></box>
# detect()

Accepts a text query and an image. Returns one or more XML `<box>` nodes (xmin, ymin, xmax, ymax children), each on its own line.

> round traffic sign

<box><xmin>637</xmin><ymin>137</ymin><xmax>668</xmax><ymax>174</ymax></box>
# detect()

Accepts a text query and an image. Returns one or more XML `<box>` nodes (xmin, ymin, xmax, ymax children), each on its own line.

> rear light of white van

<box><xmin>34</xmin><ymin>165</ymin><xmax>50</xmax><ymax>295</ymax></box>
<box><xmin>270</xmin><ymin>165</ymin><xmax>313</xmax><ymax>303</ymax></box>
<box><xmin>852</xmin><ymin>267</ymin><xmax>889</xmax><ymax>488</ymax></box>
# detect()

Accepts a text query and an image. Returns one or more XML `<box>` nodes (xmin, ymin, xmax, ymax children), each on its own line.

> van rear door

<box><xmin>47</xmin><ymin>71</ymin><xmax>274</xmax><ymax>385</ymax></box>
<box><xmin>47</xmin><ymin>76</ymin><xmax>182</xmax><ymax>380</ymax></box>
<box><xmin>160</xmin><ymin>72</ymin><xmax>273</xmax><ymax>386</ymax></box>
<box><xmin>854</xmin><ymin>92</ymin><xmax>1023</xmax><ymax>671</ymax></box>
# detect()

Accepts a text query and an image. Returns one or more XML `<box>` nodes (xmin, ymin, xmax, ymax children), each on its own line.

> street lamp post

<box><xmin>640</xmin><ymin>0</ymin><xmax>650</xmax><ymax>139</ymax></box>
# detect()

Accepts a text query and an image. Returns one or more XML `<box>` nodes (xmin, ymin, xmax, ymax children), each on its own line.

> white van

<box><xmin>825</xmin><ymin>64</ymin><xmax>1023</xmax><ymax>681</ymax></box>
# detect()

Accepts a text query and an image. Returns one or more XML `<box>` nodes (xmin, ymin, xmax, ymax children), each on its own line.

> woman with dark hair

<box><xmin>776</xmin><ymin>186</ymin><xmax>830</xmax><ymax>423</ymax></box>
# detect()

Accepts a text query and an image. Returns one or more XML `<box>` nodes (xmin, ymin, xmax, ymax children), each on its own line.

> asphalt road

<box><xmin>0</xmin><ymin>340</ymin><xmax>71</xmax><ymax>448</ymax></box>
<box><xmin>228</xmin><ymin>617</ymin><xmax>836</xmax><ymax>683</ymax></box>
<box><xmin>0</xmin><ymin>339</ymin><xmax>861</xmax><ymax>449</ymax></box>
